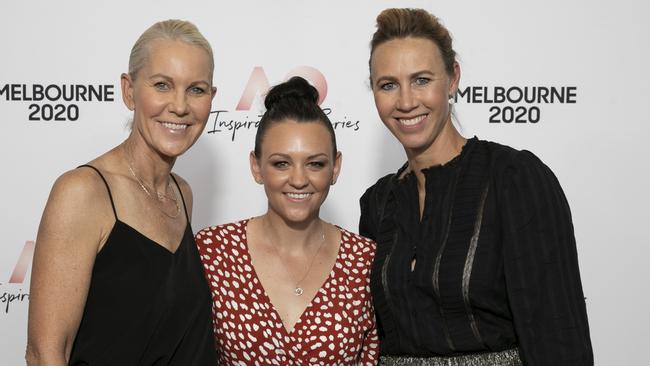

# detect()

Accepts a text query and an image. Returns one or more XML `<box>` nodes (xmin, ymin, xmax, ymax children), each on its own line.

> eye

<box><xmin>308</xmin><ymin>161</ymin><xmax>326</xmax><ymax>169</ymax></box>
<box><xmin>272</xmin><ymin>161</ymin><xmax>289</xmax><ymax>169</ymax></box>
<box><xmin>379</xmin><ymin>82</ymin><xmax>397</xmax><ymax>91</ymax></box>
<box><xmin>154</xmin><ymin>82</ymin><xmax>170</xmax><ymax>91</ymax></box>
<box><xmin>414</xmin><ymin>77</ymin><xmax>431</xmax><ymax>86</ymax></box>
<box><xmin>189</xmin><ymin>86</ymin><xmax>206</xmax><ymax>95</ymax></box>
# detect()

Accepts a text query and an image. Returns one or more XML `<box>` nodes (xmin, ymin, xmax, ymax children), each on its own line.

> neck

<box><xmin>122</xmin><ymin>134</ymin><xmax>176</xmax><ymax>190</ymax></box>
<box><xmin>404</xmin><ymin>119</ymin><xmax>466</xmax><ymax>192</ymax></box>
<box><xmin>259</xmin><ymin>213</ymin><xmax>324</xmax><ymax>254</ymax></box>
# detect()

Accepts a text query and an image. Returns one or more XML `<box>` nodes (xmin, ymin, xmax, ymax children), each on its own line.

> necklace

<box><xmin>293</xmin><ymin>228</ymin><xmax>326</xmax><ymax>296</ymax></box>
<box><xmin>266</xmin><ymin>221</ymin><xmax>327</xmax><ymax>296</ymax></box>
<box><xmin>126</xmin><ymin>158</ymin><xmax>181</xmax><ymax>219</ymax></box>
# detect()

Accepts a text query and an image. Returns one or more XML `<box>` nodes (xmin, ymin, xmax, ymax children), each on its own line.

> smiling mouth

<box><xmin>160</xmin><ymin>121</ymin><xmax>189</xmax><ymax>130</ymax></box>
<box><xmin>285</xmin><ymin>192</ymin><xmax>312</xmax><ymax>200</ymax></box>
<box><xmin>397</xmin><ymin>114</ymin><xmax>427</xmax><ymax>126</ymax></box>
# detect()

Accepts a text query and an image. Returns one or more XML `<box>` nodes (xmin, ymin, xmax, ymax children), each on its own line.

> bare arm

<box><xmin>26</xmin><ymin>169</ymin><xmax>112</xmax><ymax>365</ymax></box>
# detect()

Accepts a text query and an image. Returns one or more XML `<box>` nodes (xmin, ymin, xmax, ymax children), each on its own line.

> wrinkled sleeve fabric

<box><xmin>359</xmin><ymin>185</ymin><xmax>378</xmax><ymax>242</ymax></box>
<box><xmin>500</xmin><ymin>150</ymin><xmax>593</xmax><ymax>365</ymax></box>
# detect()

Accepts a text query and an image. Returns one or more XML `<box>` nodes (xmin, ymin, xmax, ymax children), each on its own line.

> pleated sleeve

<box><xmin>359</xmin><ymin>173</ymin><xmax>394</xmax><ymax>242</ymax></box>
<box><xmin>501</xmin><ymin>150</ymin><xmax>593</xmax><ymax>365</ymax></box>
<box><xmin>359</xmin><ymin>185</ymin><xmax>378</xmax><ymax>242</ymax></box>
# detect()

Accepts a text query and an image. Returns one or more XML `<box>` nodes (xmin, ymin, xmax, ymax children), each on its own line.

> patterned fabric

<box><xmin>196</xmin><ymin>219</ymin><xmax>379</xmax><ymax>365</ymax></box>
<box><xmin>378</xmin><ymin>348</ymin><xmax>522</xmax><ymax>366</ymax></box>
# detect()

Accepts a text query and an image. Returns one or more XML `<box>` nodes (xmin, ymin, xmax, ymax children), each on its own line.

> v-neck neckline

<box><xmin>110</xmin><ymin>220</ymin><xmax>189</xmax><ymax>256</ymax></box>
<box><xmin>241</xmin><ymin>219</ymin><xmax>343</xmax><ymax>334</ymax></box>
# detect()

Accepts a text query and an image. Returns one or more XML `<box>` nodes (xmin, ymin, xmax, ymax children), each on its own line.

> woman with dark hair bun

<box><xmin>196</xmin><ymin>77</ymin><xmax>379</xmax><ymax>365</ymax></box>
<box><xmin>360</xmin><ymin>8</ymin><xmax>593</xmax><ymax>366</ymax></box>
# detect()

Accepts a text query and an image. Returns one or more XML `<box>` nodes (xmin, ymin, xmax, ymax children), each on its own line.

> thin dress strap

<box><xmin>77</xmin><ymin>164</ymin><xmax>118</xmax><ymax>220</ymax></box>
<box><xmin>169</xmin><ymin>174</ymin><xmax>190</xmax><ymax>223</ymax></box>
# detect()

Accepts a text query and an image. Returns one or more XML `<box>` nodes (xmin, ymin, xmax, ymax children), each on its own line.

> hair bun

<box><xmin>264</xmin><ymin>76</ymin><xmax>319</xmax><ymax>110</ymax></box>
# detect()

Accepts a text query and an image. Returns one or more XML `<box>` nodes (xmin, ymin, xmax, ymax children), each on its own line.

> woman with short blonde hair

<box><xmin>26</xmin><ymin>19</ymin><xmax>217</xmax><ymax>365</ymax></box>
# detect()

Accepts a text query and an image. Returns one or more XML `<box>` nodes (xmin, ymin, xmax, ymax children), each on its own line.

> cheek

<box><xmin>372</xmin><ymin>93</ymin><xmax>394</xmax><ymax>118</ymax></box>
<box><xmin>312</xmin><ymin>171</ymin><xmax>333</xmax><ymax>190</ymax></box>
<box><xmin>427</xmin><ymin>84</ymin><xmax>451</xmax><ymax>105</ymax></box>
<box><xmin>190</xmin><ymin>97</ymin><xmax>213</xmax><ymax>120</ymax></box>
<box><xmin>262</xmin><ymin>179</ymin><xmax>282</xmax><ymax>203</ymax></box>
<box><xmin>135</xmin><ymin>92</ymin><xmax>166</xmax><ymax>116</ymax></box>
<box><xmin>261</xmin><ymin>170</ymin><xmax>285</xmax><ymax>190</ymax></box>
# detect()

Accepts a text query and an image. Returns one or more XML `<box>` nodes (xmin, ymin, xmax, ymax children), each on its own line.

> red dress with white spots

<box><xmin>195</xmin><ymin>219</ymin><xmax>379</xmax><ymax>365</ymax></box>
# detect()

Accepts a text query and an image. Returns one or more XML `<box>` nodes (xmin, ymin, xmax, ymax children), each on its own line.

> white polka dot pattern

<box><xmin>195</xmin><ymin>219</ymin><xmax>379</xmax><ymax>365</ymax></box>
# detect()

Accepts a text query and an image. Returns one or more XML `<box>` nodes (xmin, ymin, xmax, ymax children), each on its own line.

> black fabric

<box><xmin>69</xmin><ymin>165</ymin><xmax>216</xmax><ymax>366</ymax></box>
<box><xmin>359</xmin><ymin>138</ymin><xmax>593</xmax><ymax>365</ymax></box>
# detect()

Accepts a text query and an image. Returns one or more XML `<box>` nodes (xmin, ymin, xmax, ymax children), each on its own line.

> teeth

<box><xmin>399</xmin><ymin>115</ymin><xmax>426</xmax><ymax>126</ymax></box>
<box><xmin>161</xmin><ymin>122</ymin><xmax>188</xmax><ymax>130</ymax></box>
<box><xmin>286</xmin><ymin>193</ymin><xmax>311</xmax><ymax>199</ymax></box>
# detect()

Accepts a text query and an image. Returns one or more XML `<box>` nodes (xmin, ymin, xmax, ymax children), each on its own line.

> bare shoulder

<box><xmin>40</xmin><ymin>166</ymin><xmax>115</xmax><ymax>252</ymax></box>
<box><xmin>170</xmin><ymin>172</ymin><xmax>194</xmax><ymax>213</ymax></box>
<box><xmin>28</xmin><ymin>166</ymin><xmax>115</xmax><ymax>354</ymax></box>
<box><xmin>47</xmin><ymin>167</ymin><xmax>112</xmax><ymax>214</ymax></box>
<box><xmin>170</xmin><ymin>172</ymin><xmax>192</xmax><ymax>191</ymax></box>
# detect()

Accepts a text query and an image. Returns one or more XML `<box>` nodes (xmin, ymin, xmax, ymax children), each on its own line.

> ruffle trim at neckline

<box><xmin>396</xmin><ymin>136</ymin><xmax>478</xmax><ymax>182</ymax></box>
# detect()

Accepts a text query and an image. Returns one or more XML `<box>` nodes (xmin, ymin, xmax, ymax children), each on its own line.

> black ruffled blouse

<box><xmin>359</xmin><ymin>137</ymin><xmax>593</xmax><ymax>365</ymax></box>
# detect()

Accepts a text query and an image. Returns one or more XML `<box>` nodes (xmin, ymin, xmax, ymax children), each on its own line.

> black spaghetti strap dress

<box><xmin>68</xmin><ymin>165</ymin><xmax>216</xmax><ymax>366</ymax></box>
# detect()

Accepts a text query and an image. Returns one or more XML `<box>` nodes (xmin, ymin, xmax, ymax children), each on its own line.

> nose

<box><xmin>397</xmin><ymin>86</ymin><xmax>417</xmax><ymax>112</ymax></box>
<box><xmin>288</xmin><ymin>166</ymin><xmax>309</xmax><ymax>189</ymax></box>
<box><xmin>169</xmin><ymin>90</ymin><xmax>189</xmax><ymax>115</ymax></box>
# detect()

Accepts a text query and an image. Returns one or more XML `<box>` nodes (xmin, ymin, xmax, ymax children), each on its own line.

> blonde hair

<box><xmin>128</xmin><ymin>19</ymin><xmax>214</xmax><ymax>80</ymax></box>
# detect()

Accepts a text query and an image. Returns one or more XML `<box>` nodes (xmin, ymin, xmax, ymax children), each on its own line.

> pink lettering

<box><xmin>9</xmin><ymin>240</ymin><xmax>35</xmax><ymax>284</ymax></box>
<box><xmin>236</xmin><ymin>66</ymin><xmax>329</xmax><ymax>111</ymax></box>
<box><xmin>236</xmin><ymin>66</ymin><xmax>271</xmax><ymax>111</ymax></box>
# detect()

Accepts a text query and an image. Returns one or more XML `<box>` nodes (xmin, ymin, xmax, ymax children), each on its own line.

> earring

<box><xmin>448</xmin><ymin>96</ymin><xmax>455</xmax><ymax>105</ymax></box>
<box><xmin>255</xmin><ymin>179</ymin><xmax>263</xmax><ymax>184</ymax></box>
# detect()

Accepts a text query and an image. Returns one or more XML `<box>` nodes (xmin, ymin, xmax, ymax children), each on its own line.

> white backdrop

<box><xmin>2</xmin><ymin>0</ymin><xmax>649</xmax><ymax>364</ymax></box>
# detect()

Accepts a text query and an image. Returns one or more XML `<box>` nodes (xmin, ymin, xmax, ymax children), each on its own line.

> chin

<box><xmin>394</xmin><ymin>136</ymin><xmax>429</xmax><ymax>151</ymax></box>
<box><xmin>283</xmin><ymin>214</ymin><xmax>314</xmax><ymax>225</ymax></box>
<box><xmin>276</xmin><ymin>209</ymin><xmax>318</xmax><ymax>226</ymax></box>
<box><xmin>157</xmin><ymin>143</ymin><xmax>193</xmax><ymax>159</ymax></box>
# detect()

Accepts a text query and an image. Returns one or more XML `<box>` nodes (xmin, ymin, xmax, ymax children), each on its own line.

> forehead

<box><xmin>371</xmin><ymin>37</ymin><xmax>444</xmax><ymax>76</ymax></box>
<box><xmin>141</xmin><ymin>40</ymin><xmax>212</xmax><ymax>79</ymax></box>
<box><xmin>262</xmin><ymin>120</ymin><xmax>333</xmax><ymax>156</ymax></box>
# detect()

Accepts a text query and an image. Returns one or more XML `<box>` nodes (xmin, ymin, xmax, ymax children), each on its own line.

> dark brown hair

<box><xmin>254</xmin><ymin>76</ymin><xmax>337</xmax><ymax>158</ymax></box>
<box><xmin>369</xmin><ymin>8</ymin><xmax>456</xmax><ymax>77</ymax></box>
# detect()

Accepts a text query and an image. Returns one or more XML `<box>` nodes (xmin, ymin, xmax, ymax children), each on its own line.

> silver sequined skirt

<box><xmin>378</xmin><ymin>348</ymin><xmax>522</xmax><ymax>366</ymax></box>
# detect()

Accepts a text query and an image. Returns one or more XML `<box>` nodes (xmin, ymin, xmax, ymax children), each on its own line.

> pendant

<box><xmin>294</xmin><ymin>287</ymin><xmax>304</xmax><ymax>296</ymax></box>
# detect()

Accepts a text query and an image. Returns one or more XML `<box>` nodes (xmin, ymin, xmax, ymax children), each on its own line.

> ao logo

<box><xmin>235</xmin><ymin>66</ymin><xmax>327</xmax><ymax>110</ymax></box>
<box><xmin>5</xmin><ymin>241</ymin><xmax>34</xmax><ymax>284</ymax></box>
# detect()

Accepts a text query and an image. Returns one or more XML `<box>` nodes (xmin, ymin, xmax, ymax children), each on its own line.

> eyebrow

<box><xmin>148</xmin><ymin>73</ymin><xmax>211</xmax><ymax>85</ymax></box>
<box><xmin>374</xmin><ymin>70</ymin><xmax>436</xmax><ymax>83</ymax></box>
<box><xmin>268</xmin><ymin>152</ymin><xmax>330</xmax><ymax>160</ymax></box>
